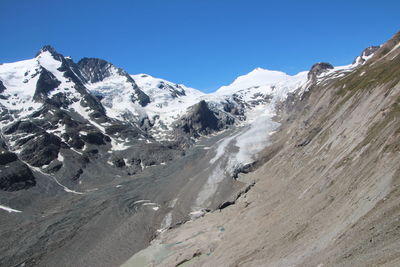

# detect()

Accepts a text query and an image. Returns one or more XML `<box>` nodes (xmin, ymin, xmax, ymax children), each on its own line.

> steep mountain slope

<box><xmin>0</xmin><ymin>43</ymin><xmax>309</xmax><ymax>266</ymax></box>
<box><xmin>121</xmin><ymin>32</ymin><xmax>400</xmax><ymax>266</ymax></box>
<box><xmin>1</xmin><ymin>31</ymin><xmax>397</xmax><ymax>267</ymax></box>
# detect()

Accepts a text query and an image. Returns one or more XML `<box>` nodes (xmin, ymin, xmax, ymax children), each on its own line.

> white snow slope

<box><xmin>128</xmin><ymin>68</ymin><xmax>309</xmax><ymax>139</ymax></box>
<box><xmin>1</xmin><ymin>46</ymin><xmax>372</xmax><ymax>143</ymax></box>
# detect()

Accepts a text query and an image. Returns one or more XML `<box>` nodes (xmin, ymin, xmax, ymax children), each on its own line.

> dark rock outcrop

<box><xmin>81</xmin><ymin>131</ymin><xmax>110</xmax><ymax>145</ymax></box>
<box><xmin>3</xmin><ymin>120</ymin><xmax>41</xmax><ymax>135</ymax></box>
<box><xmin>105</xmin><ymin>124</ymin><xmax>143</xmax><ymax>139</ymax></box>
<box><xmin>126</xmin><ymin>142</ymin><xmax>182</xmax><ymax>172</ymax></box>
<box><xmin>362</xmin><ymin>46</ymin><xmax>380</xmax><ymax>57</ymax></box>
<box><xmin>176</xmin><ymin>100</ymin><xmax>235</xmax><ymax>139</ymax></box>
<box><xmin>19</xmin><ymin>133</ymin><xmax>62</xmax><ymax>167</ymax></box>
<box><xmin>33</xmin><ymin>67</ymin><xmax>61</xmax><ymax>101</ymax></box>
<box><xmin>112</xmin><ymin>158</ymin><xmax>126</xmax><ymax>168</ymax></box>
<box><xmin>353</xmin><ymin>46</ymin><xmax>380</xmax><ymax>64</ymax></box>
<box><xmin>77</xmin><ymin>57</ymin><xmax>150</xmax><ymax>106</ymax></box>
<box><xmin>35</xmin><ymin>45</ymin><xmax>65</xmax><ymax>62</ymax></box>
<box><xmin>62</xmin><ymin>132</ymin><xmax>85</xmax><ymax>149</ymax></box>
<box><xmin>0</xmin><ymin>139</ymin><xmax>36</xmax><ymax>191</ymax></box>
<box><xmin>157</xmin><ymin>81</ymin><xmax>186</xmax><ymax>98</ymax></box>
<box><xmin>177</xmin><ymin>100</ymin><xmax>220</xmax><ymax>137</ymax></box>
<box><xmin>77</xmin><ymin>57</ymin><xmax>116</xmax><ymax>84</ymax></box>
<box><xmin>223</xmin><ymin>100</ymin><xmax>245</xmax><ymax>116</ymax></box>
<box><xmin>307</xmin><ymin>62</ymin><xmax>334</xmax><ymax>81</ymax></box>
<box><xmin>0</xmin><ymin>80</ymin><xmax>6</xmax><ymax>94</ymax></box>
<box><xmin>0</xmin><ymin>160</ymin><xmax>36</xmax><ymax>191</ymax></box>
<box><xmin>0</xmin><ymin>151</ymin><xmax>18</xmax><ymax>165</ymax></box>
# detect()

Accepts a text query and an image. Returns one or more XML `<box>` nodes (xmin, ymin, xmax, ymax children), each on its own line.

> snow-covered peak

<box><xmin>0</xmin><ymin>57</ymin><xmax>42</xmax><ymax>119</ymax></box>
<box><xmin>129</xmin><ymin>74</ymin><xmax>206</xmax><ymax>140</ymax></box>
<box><xmin>132</xmin><ymin>74</ymin><xmax>203</xmax><ymax>102</ymax></box>
<box><xmin>35</xmin><ymin>45</ymin><xmax>58</xmax><ymax>57</ymax></box>
<box><xmin>37</xmin><ymin>50</ymin><xmax>63</xmax><ymax>71</ymax></box>
<box><xmin>0</xmin><ymin>49</ymin><xmax>69</xmax><ymax>120</ymax></box>
<box><xmin>216</xmin><ymin>67</ymin><xmax>307</xmax><ymax>95</ymax></box>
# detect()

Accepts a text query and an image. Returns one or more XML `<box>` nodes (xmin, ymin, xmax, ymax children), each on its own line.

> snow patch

<box><xmin>133</xmin><ymin>200</ymin><xmax>150</xmax><ymax>204</ymax></box>
<box><xmin>0</xmin><ymin>204</ymin><xmax>22</xmax><ymax>213</ymax></box>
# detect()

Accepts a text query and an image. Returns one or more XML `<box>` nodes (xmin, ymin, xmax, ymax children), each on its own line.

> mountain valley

<box><xmin>1</xmin><ymin>31</ymin><xmax>400</xmax><ymax>267</ymax></box>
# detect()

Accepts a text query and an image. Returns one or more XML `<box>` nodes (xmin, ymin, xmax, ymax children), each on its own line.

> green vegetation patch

<box><xmin>335</xmin><ymin>55</ymin><xmax>400</xmax><ymax>98</ymax></box>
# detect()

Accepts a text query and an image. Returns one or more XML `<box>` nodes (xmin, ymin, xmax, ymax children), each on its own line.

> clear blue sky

<box><xmin>1</xmin><ymin>0</ymin><xmax>399</xmax><ymax>92</ymax></box>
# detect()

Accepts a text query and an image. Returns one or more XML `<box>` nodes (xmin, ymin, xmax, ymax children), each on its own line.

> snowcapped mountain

<box><xmin>0</xmin><ymin>38</ymin><xmax>386</xmax><ymax>267</ymax></box>
<box><xmin>0</xmin><ymin>44</ymin><xmax>319</xmax><ymax>197</ymax></box>
<box><xmin>214</xmin><ymin>68</ymin><xmax>308</xmax><ymax>114</ymax></box>
<box><xmin>78</xmin><ymin>57</ymin><xmax>150</xmax><ymax>121</ymax></box>
<box><xmin>131</xmin><ymin>74</ymin><xmax>206</xmax><ymax>139</ymax></box>
<box><xmin>132</xmin><ymin>73</ymin><xmax>204</xmax><ymax>101</ymax></box>
<box><xmin>0</xmin><ymin>43</ymin><xmax>379</xmax><ymax>165</ymax></box>
<box><xmin>216</xmin><ymin>67</ymin><xmax>307</xmax><ymax>95</ymax></box>
<box><xmin>0</xmin><ymin>43</ymin><xmax>379</xmax><ymax>163</ymax></box>
<box><xmin>0</xmin><ymin>44</ymin><xmax>319</xmax><ymax>147</ymax></box>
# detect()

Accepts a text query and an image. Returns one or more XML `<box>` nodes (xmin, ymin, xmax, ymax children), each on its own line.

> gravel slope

<box><xmin>121</xmin><ymin>32</ymin><xmax>400</xmax><ymax>267</ymax></box>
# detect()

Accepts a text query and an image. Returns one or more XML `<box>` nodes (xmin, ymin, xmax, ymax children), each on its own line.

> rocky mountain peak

<box><xmin>78</xmin><ymin>57</ymin><xmax>150</xmax><ymax>107</ymax></box>
<box><xmin>362</xmin><ymin>46</ymin><xmax>380</xmax><ymax>57</ymax></box>
<box><xmin>1</xmin><ymin>31</ymin><xmax>400</xmax><ymax>267</ymax></box>
<box><xmin>35</xmin><ymin>45</ymin><xmax>64</xmax><ymax>61</ymax></box>
<box><xmin>353</xmin><ymin>45</ymin><xmax>380</xmax><ymax>65</ymax></box>
<box><xmin>307</xmin><ymin>62</ymin><xmax>333</xmax><ymax>81</ymax></box>
<box><xmin>37</xmin><ymin>45</ymin><xmax>57</xmax><ymax>54</ymax></box>
<box><xmin>177</xmin><ymin>100</ymin><xmax>223</xmax><ymax>138</ymax></box>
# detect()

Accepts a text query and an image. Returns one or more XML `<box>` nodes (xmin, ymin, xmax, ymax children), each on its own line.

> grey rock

<box><xmin>126</xmin><ymin>143</ymin><xmax>183</xmax><ymax>169</ymax></box>
<box><xmin>0</xmin><ymin>151</ymin><xmax>18</xmax><ymax>165</ymax></box>
<box><xmin>77</xmin><ymin>58</ymin><xmax>150</xmax><ymax>107</ymax></box>
<box><xmin>105</xmin><ymin>124</ymin><xmax>143</xmax><ymax>139</ymax></box>
<box><xmin>353</xmin><ymin>46</ymin><xmax>380</xmax><ymax>64</ymax></box>
<box><xmin>176</xmin><ymin>100</ymin><xmax>222</xmax><ymax>138</ymax></box>
<box><xmin>33</xmin><ymin>67</ymin><xmax>61</xmax><ymax>101</ymax></box>
<box><xmin>0</xmin><ymin>160</ymin><xmax>36</xmax><ymax>191</ymax></box>
<box><xmin>3</xmin><ymin>120</ymin><xmax>42</xmax><ymax>135</ymax></box>
<box><xmin>112</xmin><ymin>158</ymin><xmax>126</xmax><ymax>168</ymax></box>
<box><xmin>81</xmin><ymin>131</ymin><xmax>110</xmax><ymax>145</ymax></box>
<box><xmin>19</xmin><ymin>133</ymin><xmax>62</xmax><ymax>167</ymax></box>
<box><xmin>35</xmin><ymin>45</ymin><xmax>65</xmax><ymax>62</ymax></box>
<box><xmin>307</xmin><ymin>62</ymin><xmax>334</xmax><ymax>81</ymax></box>
<box><xmin>0</xmin><ymin>139</ymin><xmax>36</xmax><ymax>191</ymax></box>
<box><xmin>0</xmin><ymin>80</ymin><xmax>6</xmax><ymax>94</ymax></box>
<box><xmin>77</xmin><ymin>57</ymin><xmax>116</xmax><ymax>84</ymax></box>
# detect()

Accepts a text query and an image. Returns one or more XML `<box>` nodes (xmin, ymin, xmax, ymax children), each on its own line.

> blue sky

<box><xmin>1</xmin><ymin>0</ymin><xmax>399</xmax><ymax>92</ymax></box>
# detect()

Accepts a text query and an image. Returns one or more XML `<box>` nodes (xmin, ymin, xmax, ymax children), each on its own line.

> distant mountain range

<box><xmin>0</xmin><ymin>31</ymin><xmax>395</xmax><ymax>267</ymax></box>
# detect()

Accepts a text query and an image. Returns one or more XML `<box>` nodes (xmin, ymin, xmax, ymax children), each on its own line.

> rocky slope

<box><xmin>0</xmin><ymin>42</ymin><xmax>309</xmax><ymax>266</ymax></box>
<box><xmin>0</xmin><ymin>44</ymin><xmax>307</xmax><ymax>194</ymax></box>
<box><xmin>1</xmin><ymin>31</ymin><xmax>398</xmax><ymax>267</ymax></box>
<box><xmin>121</xmin><ymin>32</ymin><xmax>400</xmax><ymax>266</ymax></box>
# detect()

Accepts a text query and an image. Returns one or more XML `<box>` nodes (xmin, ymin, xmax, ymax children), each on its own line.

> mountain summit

<box><xmin>1</xmin><ymin>31</ymin><xmax>398</xmax><ymax>267</ymax></box>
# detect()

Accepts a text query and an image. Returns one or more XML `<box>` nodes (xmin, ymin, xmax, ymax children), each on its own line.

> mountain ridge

<box><xmin>0</xmin><ymin>33</ymin><xmax>394</xmax><ymax>267</ymax></box>
<box><xmin>120</xmin><ymin>31</ymin><xmax>400</xmax><ymax>267</ymax></box>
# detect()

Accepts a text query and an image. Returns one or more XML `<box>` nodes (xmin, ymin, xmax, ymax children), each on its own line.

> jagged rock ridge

<box><xmin>0</xmin><ymin>32</ymin><xmax>393</xmax><ymax>267</ymax></box>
